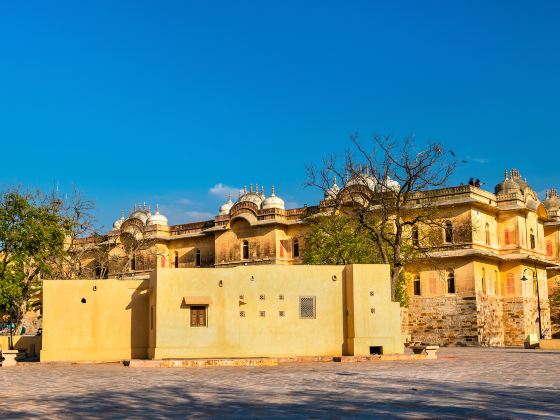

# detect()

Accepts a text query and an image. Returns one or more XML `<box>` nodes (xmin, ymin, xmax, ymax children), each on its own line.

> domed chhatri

<box><xmin>324</xmin><ymin>176</ymin><xmax>340</xmax><ymax>200</ymax></box>
<box><xmin>146</xmin><ymin>204</ymin><xmax>168</xmax><ymax>226</ymax></box>
<box><xmin>346</xmin><ymin>167</ymin><xmax>378</xmax><ymax>191</ymax></box>
<box><xmin>495</xmin><ymin>169</ymin><xmax>521</xmax><ymax>195</ymax></box>
<box><xmin>112</xmin><ymin>210</ymin><xmax>125</xmax><ymax>230</ymax></box>
<box><xmin>219</xmin><ymin>193</ymin><xmax>234</xmax><ymax>215</ymax></box>
<box><xmin>131</xmin><ymin>203</ymin><xmax>150</xmax><ymax>224</ymax></box>
<box><xmin>262</xmin><ymin>185</ymin><xmax>285</xmax><ymax>210</ymax></box>
<box><xmin>544</xmin><ymin>188</ymin><xmax>560</xmax><ymax>210</ymax></box>
<box><xmin>238</xmin><ymin>184</ymin><xmax>264</xmax><ymax>207</ymax></box>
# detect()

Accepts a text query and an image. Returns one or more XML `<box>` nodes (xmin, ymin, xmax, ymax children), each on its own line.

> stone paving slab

<box><xmin>0</xmin><ymin>347</ymin><xmax>559</xmax><ymax>418</ymax></box>
<box><xmin>128</xmin><ymin>357</ymin><xmax>279</xmax><ymax>368</ymax></box>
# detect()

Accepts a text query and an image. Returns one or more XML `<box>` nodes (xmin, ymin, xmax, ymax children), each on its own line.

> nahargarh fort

<box><xmin>34</xmin><ymin>168</ymin><xmax>560</xmax><ymax>361</ymax></box>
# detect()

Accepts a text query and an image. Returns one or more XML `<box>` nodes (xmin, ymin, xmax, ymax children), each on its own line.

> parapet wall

<box><xmin>41</xmin><ymin>265</ymin><xmax>403</xmax><ymax>362</ymax></box>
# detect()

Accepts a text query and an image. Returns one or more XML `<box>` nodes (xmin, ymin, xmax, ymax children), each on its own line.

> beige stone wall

<box><xmin>150</xmin><ymin>265</ymin><xmax>403</xmax><ymax>359</ymax></box>
<box><xmin>407</xmin><ymin>295</ymin><xmax>478</xmax><ymax>346</ymax></box>
<box><xmin>41</xmin><ymin>265</ymin><xmax>403</xmax><ymax>362</ymax></box>
<box><xmin>0</xmin><ymin>335</ymin><xmax>42</xmax><ymax>357</ymax></box>
<box><xmin>41</xmin><ymin>279</ymin><xmax>150</xmax><ymax>362</ymax></box>
<box><xmin>406</xmin><ymin>260</ymin><xmax>475</xmax><ymax>298</ymax></box>
<box><xmin>502</xmin><ymin>297</ymin><xmax>551</xmax><ymax>346</ymax></box>
<box><xmin>167</xmin><ymin>236</ymin><xmax>215</xmax><ymax>268</ymax></box>
<box><xmin>476</xmin><ymin>293</ymin><xmax>504</xmax><ymax>346</ymax></box>
<box><xmin>549</xmin><ymin>275</ymin><xmax>560</xmax><ymax>337</ymax></box>
<box><xmin>214</xmin><ymin>219</ymin><xmax>278</xmax><ymax>265</ymax></box>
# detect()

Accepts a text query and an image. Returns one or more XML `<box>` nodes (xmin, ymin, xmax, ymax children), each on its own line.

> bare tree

<box><xmin>110</xmin><ymin>218</ymin><xmax>158</xmax><ymax>278</ymax></box>
<box><xmin>307</xmin><ymin>134</ymin><xmax>458</xmax><ymax>301</ymax></box>
<box><xmin>48</xmin><ymin>187</ymin><xmax>100</xmax><ymax>280</ymax></box>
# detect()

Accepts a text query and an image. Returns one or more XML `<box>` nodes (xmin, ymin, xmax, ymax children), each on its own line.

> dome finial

<box><xmin>228</xmin><ymin>192</ymin><xmax>232</xmax><ymax>201</ymax></box>
<box><xmin>505</xmin><ymin>169</ymin><xmax>508</xmax><ymax>180</ymax></box>
<box><xmin>333</xmin><ymin>175</ymin><xmax>338</xmax><ymax>186</ymax></box>
<box><xmin>121</xmin><ymin>210</ymin><xmax>125</xmax><ymax>220</ymax></box>
<box><xmin>244</xmin><ymin>185</ymin><xmax>247</xmax><ymax>194</ymax></box>
<box><xmin>271</xmin><ymin>185</ymin><xmax>276</xmax><ymax>196</ymax></box>
<box><xmin>256</xmin><ymin>183</ymin><xmax>259</xmax><ymax>192</ymax></box>
<box><xmin>156</xmin><ymin>203</ymin><xmax>160</xmax><ymax>214</ymax></box>
<box><xmin>261</xmin><ymin>186</ymin><xmax>265</xmax><ymax>196</ymax></box>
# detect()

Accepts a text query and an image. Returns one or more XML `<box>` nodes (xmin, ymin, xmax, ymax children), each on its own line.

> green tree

<box><xmin>303</xmin><ymin>213</ymin><xmax>379</xmax><ymax>265</ymax></box>
<box><xmin>303</xmin><ymin>211</ymin><xmax>409</xmax><ymax>306</ymax></box>
<box><xmin>0</xmin><ymin>190</ymin><xmax>67</xmax><ymax>337</ymax></box>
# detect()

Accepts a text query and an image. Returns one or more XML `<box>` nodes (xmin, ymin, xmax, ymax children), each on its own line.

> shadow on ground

<box><xmin>2</xmin><ymin>373</ymin><xmax>558</xmax><ymax>418</ymax></box>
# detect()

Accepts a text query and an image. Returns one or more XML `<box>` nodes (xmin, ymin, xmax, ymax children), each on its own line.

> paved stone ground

<box><xmin>1</xmin><ymin>347</ymin><xmax>559</xmax><ymax>419</ymax></box>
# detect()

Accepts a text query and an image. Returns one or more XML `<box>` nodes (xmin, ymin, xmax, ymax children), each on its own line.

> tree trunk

<box><xmin>390</xmin><ymin>267</ymin><xmax>402</xmax><ymax>302</ymax></box>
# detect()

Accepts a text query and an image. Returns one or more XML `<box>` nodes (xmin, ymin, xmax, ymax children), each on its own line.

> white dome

<box><xmin>347</xmin><ymin>174</ymin><xmax>377</xmax><ymax>191</ymax></box>
<box><xmin>147</xmin><ymin>204</ymin><xmax>168</xmax><ymax>226</ymax></box>
<box><xmin>113</xmin><ymin>212</ymin><xmax>125</xmax><ymax>230</ymax></box>
<box><xmin>324</xmin><ymin>176</ymin><xmax>340</xmax><ymax>200</ymax></box>
<box><xmin>262</xmin><ymin>186</ymin><xmax>285</xmax><ymax>210</ymax></box>
<box><xmin>130</xmin><ymin>204</ymin><xmax>149</xmax><ymax>224</ymax></box>
<box><xmin>219</xmin><ymin>196</ymin><xmax>234</xmax><ymax>215</ymax></box>
<box><xmin>379</xmin><ymin>177</ymin><xmax>400</xmax><ymax>192</ymax></box>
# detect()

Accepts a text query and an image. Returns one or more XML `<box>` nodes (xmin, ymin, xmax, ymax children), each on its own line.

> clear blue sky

<box><xmin>1</xmin><ymin>1</ymin><xmax>559</xmax><ymax>229</ymax></box>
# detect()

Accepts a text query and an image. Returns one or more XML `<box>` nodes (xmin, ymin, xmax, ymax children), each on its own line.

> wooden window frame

<box><xmin>190</xmin><ymin>305</ymin><xmax>207</xmax><ymax>327</ymax></box>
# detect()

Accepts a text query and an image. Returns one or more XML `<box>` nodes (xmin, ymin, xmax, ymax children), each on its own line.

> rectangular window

<box><xmin>414</xmin><ymin>279</ymin><xmax>421</xmax><ymax>296</ymax></box>
<box><xmin>190</xmin><ymin>305</ymin><xmax>207</xmax><ymax>327</ymax></box>
<box><xmin>507</xmin><ymin>273</ymin><xmax>515</xmax><ymax>294</ymax></box>
<box><xmin>447</xmin><ymin>274</ymin><xmax>456</xmax><ymax>294</ymax></box>
<box><xmin>299</xmin><ymin>296</ymin><xmax>316</xmax><ymax>319</ymax></box>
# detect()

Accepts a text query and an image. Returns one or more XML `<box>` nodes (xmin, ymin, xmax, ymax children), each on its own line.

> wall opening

<box><xmin>369</xmin><ymin>346</ymin><xmax>383</xmax><ymax>355</ymax></box>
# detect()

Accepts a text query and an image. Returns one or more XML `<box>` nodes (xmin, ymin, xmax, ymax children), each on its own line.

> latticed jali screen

<box><xmin>299</xmin><ymin>296</ymin><xmax>316</xmax><ymax>319</ymax></box>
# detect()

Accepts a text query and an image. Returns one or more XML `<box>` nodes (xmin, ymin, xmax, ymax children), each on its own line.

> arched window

<box><xmin>494</xmin><ymin>270</ymin><xmax>499</xmax><ymax>295</ymax></box>
<box><xmin>447</xmin><ymin>270</ymin><xmax>455</xmax><ymax>294</ymax></box>
<box><xmin>444</xmin><ymin>221</ymin><xmax>453</xmax><ymax>243</ymax></box>
<box><xmin>485</xmin><ymin>223</ymin><xmax>490</xmax><ymax>245</ymax></box>
<box><xmin>174</xmin><ymin>251</ymin><xmax>179</xmax><ymax>268</ymax></box>
<box><xmin>530</xmin><ymin>229</ymin><xmax>535</xmax><ymax>249</ymax></box>
<box><xmin>293</xmin><ymin>239</ymin><xmax>299</xmax><ymax>258</ymax></box>
<box><xmin>481</xmin><ymin>268</ymin><xmax>486</xmax><ymax>293</ymax></box>
<box><xmin>412</xmin><ymin>226</ymin><xmax>419</xmax><ymax>247</ymax></box>
<box><xmin>131</xmin><ymin>254</ymin><xmax>136</xmax><ymax>271</ymax></box>
<box><xmin>413</xmin><ymin>276</ymin><xmax>421</xmax><ymax>296</ymax></box>
<box><xmin>242</xmin><ymin>241</ymin><xmax>249</xmax><ymax>260</ymax></box>
<box><xmin>195</xmin><ymin>249</ymin><xmax>201</xmax><ymax>267</ymax></box>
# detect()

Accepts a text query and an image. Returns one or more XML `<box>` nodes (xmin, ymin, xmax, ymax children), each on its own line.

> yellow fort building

<box><xmin>40</xmin><ymin>168</ymin><xmax>560</xmax><ymax>361</ymax></box>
